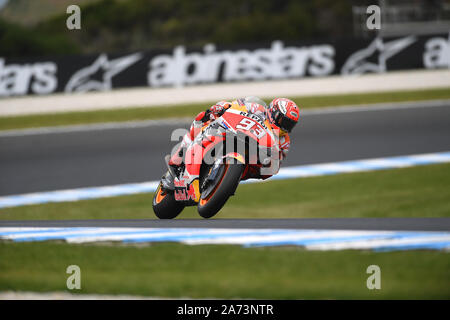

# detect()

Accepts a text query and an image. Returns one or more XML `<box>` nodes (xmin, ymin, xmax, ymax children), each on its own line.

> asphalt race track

<box><xmin>1</xmin><ymin>101</ymin><xmax>450</xmax><ymax>196</ymax></box>
<box><xmin>1</xmin><ymin>218</ymin><xmax>449</xmax><ymax>231</ymax></box>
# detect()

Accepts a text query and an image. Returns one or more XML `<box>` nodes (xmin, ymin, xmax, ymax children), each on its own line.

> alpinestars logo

<box><xmin>341</xmin><ymin>36</ymin><xmax>416</xmax><ymax>75</ymax></box>
<box><xmin>65</xmin><ymin>53</ymin><xmax>142</xmax><ymax>93</ymax></box>
<box><xmin>423</xmin><ymin>32</ymin><xmax>450</xmax><ymax>69</ymax></box>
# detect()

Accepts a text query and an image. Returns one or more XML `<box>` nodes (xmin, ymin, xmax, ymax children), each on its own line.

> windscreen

<box><xmin>243</xmin><ymin>96</ymin><xmax>268</xmax><ymax>109</ymax></box>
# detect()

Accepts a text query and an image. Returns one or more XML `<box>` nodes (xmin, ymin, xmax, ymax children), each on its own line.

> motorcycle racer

<box><xmin>168</xmin><ymin>97</ymin><xmax>300</xmax><ymax>202</ymax></box>
<box><xmin>241</xmin><ymin>97</ymin><xmax>299</xmax><ymax>181</ymax></box>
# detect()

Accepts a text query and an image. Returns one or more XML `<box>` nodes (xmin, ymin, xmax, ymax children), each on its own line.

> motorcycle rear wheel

<box><xmin>197</xmin><ymin>161</ymin><xmax>244</xmax><ymax>219</ymax></box>
<box><xmin>152</xmin><ymin>183</ymin><xmax>185</xmax><ymax>219</ymax></box>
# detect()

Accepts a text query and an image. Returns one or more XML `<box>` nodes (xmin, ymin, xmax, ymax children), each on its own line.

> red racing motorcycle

<box><xmin>152</xmin><ymin>98</ymin><xmax>280</xmax><ymax>219</ymax></box>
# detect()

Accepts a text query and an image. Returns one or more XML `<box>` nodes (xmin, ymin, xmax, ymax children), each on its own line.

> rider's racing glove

<box><xmin>208</xmin><ymin>101</ymin><xmax>232</xmax><ymax>120</ymax></box>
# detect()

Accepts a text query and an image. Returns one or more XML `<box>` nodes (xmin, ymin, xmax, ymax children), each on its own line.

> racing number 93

<box><xmin>236</xmin><ymin>118</ymin><xmax>266</xmax><ymax>139</ymax></box>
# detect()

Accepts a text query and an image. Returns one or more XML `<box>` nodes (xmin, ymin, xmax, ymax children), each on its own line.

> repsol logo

<box><xmin>147</xmin><ymin>41</ymin><xmax>335</xmax><ymax>87</ymax></box>
<box><xmin>0</xmin><ymin>58</ymin><xmax>58</xmax><ymax>96</ymax></box>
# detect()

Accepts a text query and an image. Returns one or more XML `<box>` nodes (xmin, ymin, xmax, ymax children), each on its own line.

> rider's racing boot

<box><xmin>167</xmin><ymin>148</ymin><xmax>184</xmax><ymax>179</ymax></box>
<box><xmin>168</xmin><ymin>134</ymin><xmax>192</xmax><ymax>176</ymax></box>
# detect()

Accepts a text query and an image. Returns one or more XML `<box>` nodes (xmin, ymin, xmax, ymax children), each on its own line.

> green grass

<box><xmin>1</xmin><ymin>163</ymin><xmax>450</xmax><ymax>220</ymax></box>
<box><xmin>1</xmin><ymin>163</ymin><xmax>449</xmax><ymax>299</ymax></box>
<box><xmin>0</xmin><ymin>242</ymin><xmax>448</xmax><ymax>299</ymax></box>
<box><xmin>1</xmin><ymin>88</ymin><xmax>449</xmax><ymax>131</ymax></box>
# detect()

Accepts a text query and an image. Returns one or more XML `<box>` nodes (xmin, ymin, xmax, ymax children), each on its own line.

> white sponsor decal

<box><xmin>0</xmin><ymin>58</ymin><xmax>57</xmax><ymax>96</ymax></box>
<box><xmin>147</xmin><ymin>41</ymin><xmax>335</xmax><ymax>87</ymax></box>
<box><xmin>423</xmin><ymin>32</ymin><xmax>450</xmax><ymax>69</ymax></box>
<box><xmin>65</xmin><ymin>53</ymin><xmax>142</xmax><ymax>93</ymax></box>
<box><xmin>341</xmin><ymin>36</ymin><xmax>416</xmax><ymax>75</ymax></box>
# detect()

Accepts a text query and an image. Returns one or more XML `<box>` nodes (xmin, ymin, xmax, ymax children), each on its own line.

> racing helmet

<box><xmin>268</xmin><ymin>98</ymin><xmax>300</xmax><ymax>133</ymax></box>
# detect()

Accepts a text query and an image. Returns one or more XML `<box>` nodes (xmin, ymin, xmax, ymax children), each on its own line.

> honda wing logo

<box><xmin>65</xmin><ymin>53</ymin><xmax>142</xmax><ymax>93</ymax></box>
<box><xmin>341</xmin><ymin>36</ymin><xmax>416</xmax><ymax>75</ymax></box>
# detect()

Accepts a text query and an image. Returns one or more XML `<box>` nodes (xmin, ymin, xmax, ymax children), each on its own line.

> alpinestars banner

<box><xmin>0</xmin><ymin>33</ymin><xmax>448</xmax><ymax>97</ymax></box>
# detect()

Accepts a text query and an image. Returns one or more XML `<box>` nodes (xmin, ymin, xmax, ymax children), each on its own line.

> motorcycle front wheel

<box><xmin>197</xmin><ymin>160</ymin><xmax>244</xmax><ymax>219</ymax></box>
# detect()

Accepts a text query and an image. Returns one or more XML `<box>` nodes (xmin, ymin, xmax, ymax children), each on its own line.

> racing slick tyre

<box><xmin>197</xmin><ymin>161</ymin><xmax>245</xmax><ymax>219</ymax></box>
<box><xmin>152</xmin><ymin>183</ymin><xmax>185</xmax><ymax>219</ymax></box>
